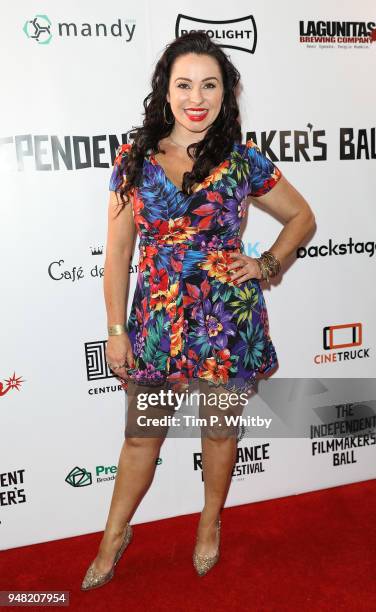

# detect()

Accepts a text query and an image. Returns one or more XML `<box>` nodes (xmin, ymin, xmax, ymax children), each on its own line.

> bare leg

<box><xmin>195</xmin><ymin>381</ymin><xmax>240</xmax><ymax>555</ymax></box>
<box><xmin>91</xmin><ymin>380</ymin><xmax>170</xmax><ymax>574</ymax></box>
<box><xmin>92</xmin><ymin>436</ymin><xmax>163</xmax><ymax>574</ymax></box>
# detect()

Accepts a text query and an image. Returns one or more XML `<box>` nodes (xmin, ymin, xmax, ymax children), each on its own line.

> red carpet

<box><xmin>2</xmin><ymin>479</ymin><xmax>376</xmax><ymax>611</ymax></box>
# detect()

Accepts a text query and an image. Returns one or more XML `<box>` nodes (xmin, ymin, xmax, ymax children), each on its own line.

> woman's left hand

<box><xmin>227</xmin><ymin>252</ymin><xmax>262</xmax><ymax>284</ymax></box>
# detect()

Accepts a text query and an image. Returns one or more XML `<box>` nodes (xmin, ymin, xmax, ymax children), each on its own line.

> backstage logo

<box><xmin>297</xmin><ymin>238</ymin><xmax>376</xmax><ymax>259</ymax></box>
<box><xmin>310</xmin><ymin>402</ymin><xmax>376</xmax><ymax>466</ymax></box>
<box><xmin>0</xmin><ymin>469</ymin><xmax>27</xmax><ymax>507</ymax></box>
<box><xmin>23</xmin><ymin>15</ymin><xmax>136</xmax><ymax>45</ymax></box>
<box><xmin>314</xmin><ymin>322</ymin><xmax>371</xmax><ymax>366</ymax></box>
<box><xmin>66</xmin><ymin>459</ymin><xmax>162</xmax><ymax>487</ymax></box>
<box><xmin>0</xmin><ymin>372</ymin><xmax>25</xmax><ymax>398</ymax></box>
<box><xmin>299</xmin><ymin>20</ymin><xmax>376</xmax><ymax>48</ymax></box>
<box><xmin>47</xmin><ymin>246</ymin><xmax>137</xmax><ymax>284</ymax></box>
<box><xmin>175</xmin><ymin>15</ymin><xmax>257</xmax><ymax>54</ymax></box>
<box><xmin>85</xmin><ymin>340</ymin><xmax>127</xmax><ymax>396</ymax></box>
<box><xmin>193</xmin><ymin>443</ymin><xmax>270</xmax><ymax>482</ymax></box>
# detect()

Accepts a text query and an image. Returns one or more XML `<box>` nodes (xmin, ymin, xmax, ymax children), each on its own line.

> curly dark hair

<box><xmin>116</xmin><ymin>31</ymin><xmax>242</xmax><ymax>213</ymax></box>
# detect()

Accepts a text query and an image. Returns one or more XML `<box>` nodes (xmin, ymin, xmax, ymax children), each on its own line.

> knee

<box><xmin>202</xmin><ymin>427</ymin><xmax>237</xmax><ymax>442</ymax></box>
<box><xmin>124</xmin><ymin>436</ymin><xmax>164</xmax><ymax>452</ymax></box>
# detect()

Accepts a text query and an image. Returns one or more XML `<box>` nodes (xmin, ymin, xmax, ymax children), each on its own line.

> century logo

<box><xmin>23</xmin><ymin>15</ymin><xmax>136</xmax><ymax>45</ymax></box>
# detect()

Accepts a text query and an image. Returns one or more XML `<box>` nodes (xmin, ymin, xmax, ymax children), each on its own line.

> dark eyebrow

<box><xmin>174</xmin><ymin>77</ymin><xmax>219</xmax><ymax>82</ymax></box>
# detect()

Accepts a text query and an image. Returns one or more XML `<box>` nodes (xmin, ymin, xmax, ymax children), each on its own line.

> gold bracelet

<box><xmin>255</xmin><ymin>251</ymin><xmax>281</xmax><ymax>281</ymax></box>
<box><xmin>108</xmin><ymin>324</ymin><xmax>126</xmax><ymax>336</ymax></box>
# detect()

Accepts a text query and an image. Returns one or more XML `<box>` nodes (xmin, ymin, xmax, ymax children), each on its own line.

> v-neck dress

<box><xmin>108</xmin><ymin>139</ymin><xmax>283</xmax><ymax>394</ymax></box>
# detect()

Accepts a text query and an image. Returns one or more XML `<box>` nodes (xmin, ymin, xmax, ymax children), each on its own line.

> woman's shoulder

<box><xmin>114</xmin><ymin>142</ymin><xmax>133</xmax><ymax>161</ymax></box>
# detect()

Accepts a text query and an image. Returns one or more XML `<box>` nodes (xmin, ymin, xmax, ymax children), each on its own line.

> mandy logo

<box><xmin>175</xmin><ymin>15</ymin><xmax>257</xmax><ymax>54</ymax></box>
<box><xmin>323</xmin><ymin>323</ymin><xmax>362</xmax><ymax>350</ymax></box>
<box><xmin>0</xmin><ymin>372</ymin><xmax>25</xmax><ymax>397</ymax></box>
<box><xmin>23</xmin><ymin>15</ymin><xmax>52</xmax><ymax>45</ymax></box>
<box><xmin>65</xmin><ymin>467</ymin><xmax>92</xmax><ymax>487</ymax></box>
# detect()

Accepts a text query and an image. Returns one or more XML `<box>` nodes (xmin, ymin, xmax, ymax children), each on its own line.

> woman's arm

<box><xmin>103</xmin><ymin>191</ymin><xmax>137</xmax><ymax>380</ymax></box>
<box><xmin>228</xmin><ymin>175</ymin><xmax>316</xmax><ymax>283</ymax></box>
<box><xmin>252</xmin><ymin>175</ymin><xmax>316</xmax><ymax>266</ymax></box>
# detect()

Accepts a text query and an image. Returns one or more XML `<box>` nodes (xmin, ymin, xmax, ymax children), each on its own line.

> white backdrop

<box><xmin>1</xmin><ymin>1</ymin><xmax>375</xmax><ymax>550</ymax></box>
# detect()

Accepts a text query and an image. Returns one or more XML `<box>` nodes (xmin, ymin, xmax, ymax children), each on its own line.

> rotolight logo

<box><xmin>175</xmin><ymin>15</ymin><xmax>257</xmax><ymax>54</ymax></box>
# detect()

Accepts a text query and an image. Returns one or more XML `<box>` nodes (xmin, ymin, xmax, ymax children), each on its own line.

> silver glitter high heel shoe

<box><xmin>193</xmin><ymin>517</ymin><xmax>221</xmax><ymax>577</ymax></box>
<box><xmin>81</xmin><ymin>523</ymin><xmax>133</xmax><ymax>591</ymax></box>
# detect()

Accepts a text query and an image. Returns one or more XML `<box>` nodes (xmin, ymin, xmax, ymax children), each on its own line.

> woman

<box><xmin>81</xmin><ymin>31</ymin><xmax>315</xmax><ymax>590</ymax></box>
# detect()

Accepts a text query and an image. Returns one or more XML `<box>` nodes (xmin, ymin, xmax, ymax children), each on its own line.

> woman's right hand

<box><xmin>105</xmin><ymin>333</ymin><xmax>135</xmax><ymax>384</ymax></box>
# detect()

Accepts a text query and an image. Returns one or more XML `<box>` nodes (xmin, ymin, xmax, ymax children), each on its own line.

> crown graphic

<box><xmin>91</xmin><ymin>246</ymin><xmax>103</xmax><ymax>255</ymax></box>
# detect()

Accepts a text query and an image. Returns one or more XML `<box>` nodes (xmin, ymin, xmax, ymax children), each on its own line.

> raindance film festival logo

<box><xmin>314</xmin><ymin>322</ymin><xmax>370</xmax><ymax>366</ymax></box>
<box><xmin>175</xmin><ymin>14</ymin><xmax>257</xmax><ymax>54</ymax></box>
<box><xmin>193</xmin><ymin>443</ymin><xmax>270</xmax><ymax>482</ymax></box>
<box><xmin>23</xmin><ymin>14</ymin><xmax>136</xmax><ymax>45</ymax></box>
<box><xmin>85</xmin><ymin>340</ymin><xmax>127</xmax><ymax>396</ymax></box>
<box><xmin>0</xmin><ymin>372</ymin><xmax>25</xmax><ymax>398</ymax></box>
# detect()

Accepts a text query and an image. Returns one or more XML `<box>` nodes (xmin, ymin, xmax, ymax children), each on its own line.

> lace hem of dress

<box><xmin>118</xmin><ymin>366</ymin><xmax>279</xmax><ymax>396</ymax></box>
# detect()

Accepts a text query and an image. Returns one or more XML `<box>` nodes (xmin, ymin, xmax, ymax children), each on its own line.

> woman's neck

<box><xmin>167</xmin><ymin>127</ymin><xmax>207</xmax><ymax>149</ymax></box>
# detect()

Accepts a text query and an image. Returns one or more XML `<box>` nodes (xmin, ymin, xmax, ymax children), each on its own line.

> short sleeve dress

<box><xmin>108</xmin><ymin>138</ymin><xmax>283</xmax><ymax>394</ymax></box>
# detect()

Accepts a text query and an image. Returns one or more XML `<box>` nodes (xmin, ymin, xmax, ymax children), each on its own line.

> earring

<box><xmin>163</xmin><ymin>101</ymin><xmax>174</xmax><ymax>125</ymax></box>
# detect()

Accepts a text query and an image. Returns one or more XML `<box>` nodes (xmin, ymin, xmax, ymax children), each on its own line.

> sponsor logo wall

<box><xmin>1</xmin><ymin>1</ymin><xmax>375</xmax><ymax>549</ymax></box>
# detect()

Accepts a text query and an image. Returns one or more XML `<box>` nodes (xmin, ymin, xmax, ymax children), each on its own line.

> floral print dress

<box><xmin>109</xmin><ymin>138</ymin><xmax>283</xmax><ymax>394</ymax></box>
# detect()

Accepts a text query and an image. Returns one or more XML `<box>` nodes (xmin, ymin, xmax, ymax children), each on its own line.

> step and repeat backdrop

<box><xmin>1</xmin><ymin>1</ymin><xmax>375</xmax><ymax>549</ymax></box>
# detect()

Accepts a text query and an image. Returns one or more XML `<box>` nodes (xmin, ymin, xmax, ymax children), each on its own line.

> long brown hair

<box><xmin>116</xmin><ymin>31</ymin><xmax>242</xmax><ymax>213</ymax></box>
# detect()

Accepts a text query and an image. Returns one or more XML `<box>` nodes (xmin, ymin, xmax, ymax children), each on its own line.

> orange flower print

<box><xmin>198</xmin><ymin>348</ymin><xmax>233</xmax><ymax>385</ymax></box>
<box><xmin>198</xmin><ymin>250</ymin><xmax>238</xmax><ymax>284</ymax></box>
<box><xmin>156</xmin><ymin>216</ymin><xmax>196</xmax><ymax>244</ymax></box>
<box><xmin>193</xmin><ymin>159</ymin><xmax>230</xmax><ymax>191</ymax></box>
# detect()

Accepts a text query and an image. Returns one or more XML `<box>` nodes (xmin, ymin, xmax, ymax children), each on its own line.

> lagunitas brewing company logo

<box><xmin>193</xmin><ymin>443</ymin><xmax>270</xmax><ymax>481</ymax></box>
<box><xmin>23</xmin><ymin>15</ymin><xmax>136</xmax><ymax>45</ymax></box>
<box><xmin>175</xmin><ymin>15</ymin><xmax>257</xmax><ymax>54</ymax></box>
<box><xmin>310</xmin><ymin>402</ymin><xmax>376</xmax><ymax>466</ymax></box>
<box><xmin>85</xmin><ymin>340</ymin><xmax>126</xmax><ymax>396</ymax></box>
<box><xmin>314</xmin><ymin>322</ymin><xmax>371</xmax><ymax>366</ymax></box>
<box><xmin>47</xmin><ymin>245</ymin><xmax>138</xmax><ymax>285</ymax></box>
<box><xmin>0</xmin><ymin>469</ymin><xmax>27</xmax><ymax>507</ymax></box>
<box><xmin>0</xmin><ymin>372</ymin><xmax>25</xmax><ymax>398</ymax></box>
<box><xmin>299</xmin><ymin>20</ymin><xmax>376</xmax><ymax>48</ymax></box>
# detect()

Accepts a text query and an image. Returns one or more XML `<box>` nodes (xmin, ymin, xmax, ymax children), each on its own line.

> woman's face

<box><xmin>166</xmin><ymin>53</ymin><xmax>224</xmax><ymax>134</ymax></box>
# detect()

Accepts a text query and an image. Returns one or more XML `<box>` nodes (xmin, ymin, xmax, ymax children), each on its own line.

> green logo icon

<box><xmin>23</xmin><ymin>15</ymin><xmax>52</xmax><ymax>45</ymax></box>
<box><xmin>65</xmin><ymin>466</ymin><xmax>92</xmax><ymax>487</ymax></box>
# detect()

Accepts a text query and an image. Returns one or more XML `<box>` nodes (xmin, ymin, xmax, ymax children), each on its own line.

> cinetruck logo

<box><xmin>23</xmin><ymin>15</ymin><xmax>136</xmax><ymax>44</ymax></box>
<box><xmin>175</xmin><ymin>14</ymin><xmax>257</xmax><ymax>54</ymax></box>
<box><xmin>314</xmin><ymin>322</ymin><xmax>370</xmax><ymax>364</ymax></box>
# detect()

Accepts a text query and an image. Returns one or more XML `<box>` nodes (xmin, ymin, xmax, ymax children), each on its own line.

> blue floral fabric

<box><xmin>109</xmin><ymin>139</ymin><xmax>283</xmax><ymax>394</ymax></box>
